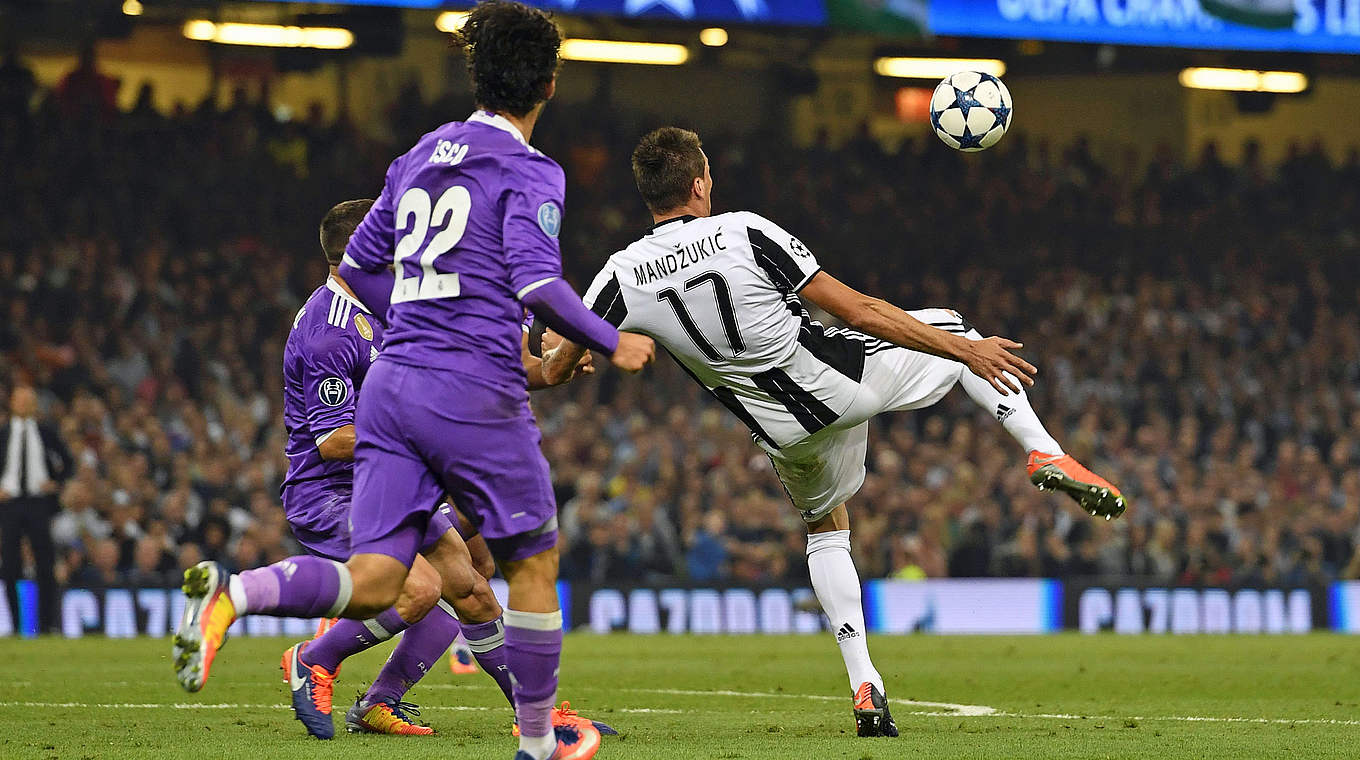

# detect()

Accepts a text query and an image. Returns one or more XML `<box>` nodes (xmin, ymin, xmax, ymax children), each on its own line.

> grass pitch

<box><xmin>2</xmin><ymin>633</ymin><xmax>1358</xmax><ymax>759</ymax></box>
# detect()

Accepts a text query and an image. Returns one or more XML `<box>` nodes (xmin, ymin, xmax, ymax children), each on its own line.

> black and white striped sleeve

<box><xmin>743</xmin><ymin>212</ymin><xmax>821</xmax><ymax>294</ymax></box>
<box><xmin>582</xmin><ymin>261</ymin><xmax>628</xmax><ymax>328</ymax></box>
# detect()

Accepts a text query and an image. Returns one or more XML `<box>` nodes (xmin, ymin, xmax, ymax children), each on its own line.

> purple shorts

<box><xmin>283</xmin><ymin>479</ymin><xmax>454</xmax><ymax>563</ymax></box>
<box><xmin>350</xmin><ymin>360</ymin><xmax>558</xmax><ymax>566</ymax></box>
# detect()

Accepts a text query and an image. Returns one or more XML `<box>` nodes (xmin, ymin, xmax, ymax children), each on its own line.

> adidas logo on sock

<box><xmin>996</xmin><ymin>404</ymin><xmax>1015</xmax><ymax>422</ymax></box>
<box><xmin>836</xmin><ymin>623</ymin><xmax>859</xmax><ymax>642</ymax></box>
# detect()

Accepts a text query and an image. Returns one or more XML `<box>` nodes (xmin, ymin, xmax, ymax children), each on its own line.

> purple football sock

<box><xmin>461</xmin><ymin>616</ymin><xmax>514</xmax><ymax>705</ymax></box>
<box><xmin>231</xmin><ymin>556</ymin><xmax>350</xmax><ymax>618</ymax></box>
<box><xmin>303</xmin><ymin>608</ymin><xmax>409</xmax><ymax>672</ymax></box>
<box><xmin>504</xmin><ymin>610</ymin><xmax>563</xmax><ymax>740</ymax></box>
<box><xmin>365</xmin><ymin>603</ymin><xmax>461</xmax><ymax>705</ymax></box>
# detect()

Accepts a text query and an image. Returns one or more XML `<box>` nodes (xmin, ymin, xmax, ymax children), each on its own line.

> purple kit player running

<box><xmin>171</xmin><ymin>4</ymin><xmax>652</xmax><ymax>759</ymax></box>
<box><xmin>273</xmin><ymin>199</ymin><xmax>513</xmax><ymax>739</ymax></box>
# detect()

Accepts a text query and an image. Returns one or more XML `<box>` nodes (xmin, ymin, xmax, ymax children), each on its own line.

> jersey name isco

<box><xmin>633</xmin><ymin>231</ymin><xmax>727</xmax><ymax>286</ymax></box>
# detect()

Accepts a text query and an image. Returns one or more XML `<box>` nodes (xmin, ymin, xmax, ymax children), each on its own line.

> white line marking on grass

<box><xmin>3</xmin><ymin>697</ymin><xmax>1357</xmax><ymax>727</ymax></box>
<box><xmin>622</xmin><ymin>688</ymin><xmax>997</xmax><ymax>717</ymax></box>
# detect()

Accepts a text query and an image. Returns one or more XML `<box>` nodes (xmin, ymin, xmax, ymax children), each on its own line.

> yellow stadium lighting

<box><xmin>122</xmin><ymin>0</ymin><xmax>144</xmax><ymax>16</ymax></box>
<box><xmin>181</xmin><ymin>21</ymin><xmax>355</xmax><ymax>50</ymax></box>
<box><xmin>560</xmin><ymin>39</ymin><xmax>689</xmax><ymax>65</ymax></box>
<box><xmin>699</xmin><ymin>27</ymin><xmax>728</xmax><ymax>47</ymax></box>
<box><xmin>435</xmin><ymin>11</ymin><xmax>470</xmax><ymax>32</ymax></box>
<box><xmin>873</xmin><ymin>57</ymin><xmax>1007</xmax><ymax>79</ymax></box>
<box><xmin>1178</xmin><ymin>67</ymin><xmax>1307</xmax><ymax>94</ymax></box>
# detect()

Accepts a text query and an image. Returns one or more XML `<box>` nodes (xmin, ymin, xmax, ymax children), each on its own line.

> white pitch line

<box><xmin>621</xmin><ymin>687</ymin><xmax>998</xmax><ymax>716</ymax></box>
<box><xmin>2</xmin><ymin>695</ymin><xmax>1356</xmax><ymax>727</ymax></box>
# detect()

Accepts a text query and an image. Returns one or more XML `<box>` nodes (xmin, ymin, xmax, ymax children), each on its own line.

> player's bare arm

<box><xmin>526</xmin><ymin>329</ymin><xmax>593</xmax><ymax>389</ymax></box>
<box><xmin>316</xmin><ymin>424</ymin><xmax>356</xmax><ymax>461</ymax></box>
<box><xmin>799</xmin><ymin>271</ymin><xmax>1036</xmax><ymax>395</ymax></box>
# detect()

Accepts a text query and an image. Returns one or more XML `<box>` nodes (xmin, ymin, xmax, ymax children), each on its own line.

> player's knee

<box><xmin>343</xmin><ymin>555</ymin><xmax>406</xmax><ymax>617</ymax></box>
<box><xmin>450</xmin><ymin>576</ymin><xmax>502</xmax><ymax>623</ymax></box>
<box><xmin>395</xmin><ymin>575</ymin><xmax>441</xmax><ymax>623</ymax></box>
<box><xmin>501</xmin><ymin>545</ymin><xmax>559</xmax><ymax>586</ymax></box>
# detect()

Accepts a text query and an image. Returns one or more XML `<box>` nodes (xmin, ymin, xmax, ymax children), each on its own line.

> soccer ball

<box><xmin>929</xmin><ymin>72</ymin><xmax>1013</xmax><ymax>152</ymax></box>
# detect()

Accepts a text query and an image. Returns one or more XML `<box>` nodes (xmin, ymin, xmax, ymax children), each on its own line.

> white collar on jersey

<box><xmin>326</xmin><ymin>275</ymin><xmax>370</xmax><ymax>314</ymax></box>
<box><xmin>467</xmin><ymin>110</ymin><xmax>529</xmax><ymax>146</ymax></box>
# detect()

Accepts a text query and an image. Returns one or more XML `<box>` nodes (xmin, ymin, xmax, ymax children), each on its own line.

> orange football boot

<box><xmin>1027</xmin><ymin>451</ymin><xmax>1127</xmax><ymax>519</ymax></box>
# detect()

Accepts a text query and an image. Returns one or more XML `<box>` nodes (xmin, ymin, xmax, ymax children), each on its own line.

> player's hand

<box><xmin>540</xmin><ymin>328</ymin><xmax>564</xmax><ymax>354</ymax></box>
<box><xmin>961</xmin><ymin>336</ymin><xmax>1036</xmax><ymax>395</ymax></box>
<box><xmin>541</xmin><ymin>345</ymin><xmax>594</xmax><ymax>385</ymax></box>
<box><xmin>610</xmin><ymin>332</ymin><xmax>655</xmax><ymax>372</ymax></box>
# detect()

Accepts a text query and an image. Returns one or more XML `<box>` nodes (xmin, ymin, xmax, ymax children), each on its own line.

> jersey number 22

<box><xmin>393</xmin><ymin>186</ymin><xmax>470</xmax><ymax>303</ymax></box>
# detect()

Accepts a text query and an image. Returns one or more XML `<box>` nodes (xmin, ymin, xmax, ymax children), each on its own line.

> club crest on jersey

<box><xmin>354</xmin><ymin>313</ymin><xmax>374</xmax><ymax>341</ymax></box>
<box><xmin>318</xmin><ymin>377</ymin><xmax>348</xmax><ymax>407</ymax></box>
<box><xmin>537</xmin><ymin>202</ymin><xmax>562</xmax><ymax>238</ymax></box>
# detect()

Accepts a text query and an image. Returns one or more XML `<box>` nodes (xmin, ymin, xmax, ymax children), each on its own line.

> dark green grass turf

<box><xmin>2</xmin><ymin>633</ymin><xmax>1359</xmax><ymax>759</ymax></box>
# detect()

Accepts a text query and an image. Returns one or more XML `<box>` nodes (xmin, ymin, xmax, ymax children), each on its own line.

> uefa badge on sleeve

<box><xmin>318</xmin><ymin>377</ymin><xmax>348</xmax><ymax>407</ymax></box>
<box><xmin>537</xmin><ymin>201</ymin><xmax>562</xmax><ymax>238</ymax></box>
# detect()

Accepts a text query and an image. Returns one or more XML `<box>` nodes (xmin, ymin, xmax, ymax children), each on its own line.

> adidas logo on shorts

<box><xmin>996</xmin><ymin>404</ymin><xmax>1015</xmax><ymax>422</ymax></box>
<box><xmin>836</xmin><ymin>623</ymin><xmax>860</xmax><ymax>642</ymax></box>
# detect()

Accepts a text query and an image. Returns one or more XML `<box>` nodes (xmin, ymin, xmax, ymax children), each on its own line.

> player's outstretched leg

<box><xmin>173</xmin><ymin>557</ymin><xmax>355</xmax><ymax>692</ymax></box>
<box><xmin>805</xmin><ymin>506</ymin><xmax>897</xmax><ymax>738</ymax></box>
<box><xmin>948</xmin><ymin>315</ymin><xmax>1127</xmax><ymax>519</ymax></box>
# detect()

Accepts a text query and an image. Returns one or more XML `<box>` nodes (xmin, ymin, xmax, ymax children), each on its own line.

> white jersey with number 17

<box><xmin>582</xmin><ymin>211</ymin><xmax>890</xmax><ymax>450</ymax></box>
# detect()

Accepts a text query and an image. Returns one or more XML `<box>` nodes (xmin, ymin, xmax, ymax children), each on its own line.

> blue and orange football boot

<box><xmin>281</xmin><ymin>642</ymin><xmax>337</xmax><ymax>739</ymax></box>
<box><xmin>511</xmin><ymin>722</ymin><xmax>602</xmax><ymax>760</ymax></box>
<box><xmin>172</xmin><ymin>561</ymin><xmax>236</xmax><ymax>692</ymax></box>
<box><xmin>449</xmin><ymin>636</ymin><xmax>478</xmax><ymax>675</ymax></box>
<box><xmin>513</xmin><ymin>701</ymin><xmax>618</xmax><ymax>739</ymax></box>
<box><xmin>345</xmin><ymin>696</ymin><xmax>436</xmax><ymax>736</ymax></box>
<box><xmin>1027</xmin><ymin>451</ymin><xmax>1128</xmax><ymax>519</ymax></box>
<box><xmin>310</xmin><ymin>618</ymin><xmax>341</xmax><ymax>678</ymax></box>
<box><xmin>853</xmin><ymin>682</ymin><xmax>898</xmax><ymax>737</ymax></box>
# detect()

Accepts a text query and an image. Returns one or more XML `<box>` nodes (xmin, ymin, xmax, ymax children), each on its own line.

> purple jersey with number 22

<box><xmin>343</xmin><ymin>111</ymin><xmax>564</xmax><ymax>564</ymax></box>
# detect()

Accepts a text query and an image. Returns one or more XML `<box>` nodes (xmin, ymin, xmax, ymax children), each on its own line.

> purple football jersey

<box><xmin>281</xmin><ymin>278</ymin><xmax>384</xmax><ymax>497</ymax></box>
<box><xmin>345</xmin><ymin>111</ymin><xmax>566</xmax><ymax>389</ymax></box>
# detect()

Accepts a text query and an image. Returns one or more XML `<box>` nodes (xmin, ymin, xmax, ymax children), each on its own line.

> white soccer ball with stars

<box><xmin>929</xmin><ymin>72</ymin><xmax>1013</xmax><ymax>152</ymax></box>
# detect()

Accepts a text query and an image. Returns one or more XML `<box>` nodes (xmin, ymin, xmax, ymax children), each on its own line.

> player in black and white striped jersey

<box><xmin>544</xmin><ymin>126</ymin><xmax>1126</xmax><ymax>738</ymax></box>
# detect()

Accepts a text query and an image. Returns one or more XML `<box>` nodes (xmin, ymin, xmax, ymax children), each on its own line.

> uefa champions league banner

<box><xmin>863</xmin><ymin>579</ymin><xmax>1064</xmax><ymax>634</ymax></box>
<box><xmin>3</xmin><ymin>580</ymin><xmax>1355</xmax><ymax>636</ymax></box>
<box><xmin>929</xmin><ymin>0</ymin><xmax>1360</xmax><ymax>52</ymax></box>
<box><xmin>1065</xmin><ymin>582</ymin><xmax>1320</xmax><ymax>634</ymax></box>
<box><xmin>581</xmin><ymin>580</ymin><xmax>1064</xmax><ymax>634</ymax></box>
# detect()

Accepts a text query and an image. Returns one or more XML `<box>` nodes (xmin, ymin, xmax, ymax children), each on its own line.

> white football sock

<box><xmin>519</xmin><ymin>732</ymin><xmax>556</xmax><ymax>760</ymax></box>
<box><xmin>957</xmin><ymin>327</ymin><xmax>1063</xmax><ymax>455</ymax></box>
<box><xmin>807</xmin><ymin>530</ymin><xmax>883</xmax><ymax>695</ymax></box>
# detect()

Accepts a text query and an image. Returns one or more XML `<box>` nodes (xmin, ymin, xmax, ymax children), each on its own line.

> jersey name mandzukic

<box><xmin>583</xmin><ymin>211</ymin><xmax>889</xmax><ymax>450</ymax></box>
<box><xmin>631</xmin><ymin>231</ymin><xmax>728</xmax><ymax>286</ymax></box>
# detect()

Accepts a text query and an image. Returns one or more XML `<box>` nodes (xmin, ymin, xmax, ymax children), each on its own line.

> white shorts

<box><xmin>763</xmin><ymin>308</ymin><xmax>971</xmax><ymax>522</ymax></box>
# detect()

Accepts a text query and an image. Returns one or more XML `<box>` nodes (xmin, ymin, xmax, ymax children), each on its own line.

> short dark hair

<box><xmin>631</xmin><ymin>127</ymin><xmax>705</xmax><ymax>214</ymax></box>
<box><xmin>452</xmin><ymin>1</ymin><xmax>561</xmax><ymax>118</ymax></box>
<box><xmin>319</xmin><ymin>199</ymin><xmax>374</xmax><ymax>266</ymax></box>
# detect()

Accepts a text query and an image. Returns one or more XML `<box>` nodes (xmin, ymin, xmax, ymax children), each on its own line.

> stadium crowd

<box><xmin>4</xmin><ymin>52</ymin><xmax>1360</xmax><ymax>605</ymax></box>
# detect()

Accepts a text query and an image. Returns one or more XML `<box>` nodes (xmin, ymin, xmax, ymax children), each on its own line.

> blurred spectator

<box><xmin>1</xmin><ymin>385</ymin><xmax>72</xmax><ymax>632</ymax></box>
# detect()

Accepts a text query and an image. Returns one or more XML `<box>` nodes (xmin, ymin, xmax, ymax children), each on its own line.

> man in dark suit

<box><xmin>0</xmin><ymin>385</ymin><xmax>73</xmax><ymax>633</ymax></box>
